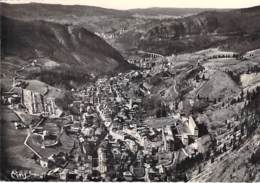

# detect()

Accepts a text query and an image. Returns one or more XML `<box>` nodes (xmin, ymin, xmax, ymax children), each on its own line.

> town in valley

<box><xmin>1</xmin><ymin>1</ymin><xmax>260</xmax><ymax>182</ymax></box>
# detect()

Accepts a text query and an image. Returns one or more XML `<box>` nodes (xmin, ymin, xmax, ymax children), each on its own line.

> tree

<box><xmin>202</xmin><ymin>75</ymin><xmax>206</xmax><ymax>80</ymax></box>
<box><xmin>213</xmin><ymin>98</ymin><xmax>217</xmax><ymax>104</ymax></box>
<box><xmin>223</xmin><ymin>144</ymin><xmax>227</xmax><ymax>152</ymax></box>
<box><xmin>211</xmin><ymin>157</ymin><xmax>214</xmax><ymax>163</ymax></box>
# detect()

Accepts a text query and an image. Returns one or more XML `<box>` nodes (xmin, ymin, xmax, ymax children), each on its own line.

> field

<box><xmin>0</xmin><ymin>78</ymin><xmax>13</xmax><ymax>92</ymax></box>
<box><xmin>197</xmin><ymin>71</ymin><xmax>240</xmax><ymax>100</ymax></box>
<box><xmin>240</xmin><ymin>73</ymin><xmax>260</xmax><ymax>88</ymax></box>
<box><xmin>1</xmin><ymin>107</ymin><xmax>44</xmax><ymax>177</ymax></box>
<box><xmin>24</xmin><ymin>80</ymin><xmax>64</xmax><ymax>98</ymax></box>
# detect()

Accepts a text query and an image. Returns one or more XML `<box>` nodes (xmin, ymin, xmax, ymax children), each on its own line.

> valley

<box><xmin>1</xmin><ymin>2</ymin><xmax>260</xmax><ymax>182</ymax></box>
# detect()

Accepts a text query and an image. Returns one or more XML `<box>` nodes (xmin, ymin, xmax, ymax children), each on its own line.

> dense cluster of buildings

<box><xmin>6</xmin><ymin>49</ymin><xmax>254</xmax><ymax>181</ymax></box>
<box><xmin>2</xmin><ymin>60</ymin><xmax>207</xmax><ymax>181</ymax></box>
<box><xmin>58</xmin><ymin>67</ymin><xmax>204</xmax><ymax>181</ymax></box>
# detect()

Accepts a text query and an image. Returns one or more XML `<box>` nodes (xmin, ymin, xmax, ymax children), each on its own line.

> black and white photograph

<box><xmin>1</xmin><ymin>0</ymin><xmax>260</xmax><ymax>181</ymax></box>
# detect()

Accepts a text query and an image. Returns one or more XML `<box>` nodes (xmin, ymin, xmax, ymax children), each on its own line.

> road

<box><xmin>172</xmin><ymin>80</ymin><xmax>178</xmax><ymax>96</ymax></box>
<box><xmin>24</xmin><ymin>130</ymin><xmax>42</xmax><ymax>159</ymax></box>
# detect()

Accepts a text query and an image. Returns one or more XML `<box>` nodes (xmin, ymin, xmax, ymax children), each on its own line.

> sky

<box><xmin>1</xmin><ymin>0</ymin><xmax>260</xmax><ymax>9</ymax></box>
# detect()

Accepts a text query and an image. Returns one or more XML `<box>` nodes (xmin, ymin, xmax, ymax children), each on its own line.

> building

<box><xmin>97</xmin><ymin>147</ymin><xmax>107</xmax><ymax>176</ymax></box>
<box><xmin>40</xmin><ymin>159</ymin><xmax>49</xmax><ymax>168</ymax></box>
<box><xmin>22</xmin><ymin>89</ymin><xmax>35</xmax><ymax>114</ymax></box>
<box><xmin>22</xmin><ymin>89</ymin><xmax>62</xmax><ymax>117</ymax></box>
<box><xmin>186</xmin><ymin>116</ymin><xmax>199</xmax><ymax>137</ymax></box>
<box><xmin>123</xmin><ymin>171</ymin><xmax>133</xmax><ymax>181</ymax></box>
<box><xmin>176</xmin><ymin>116</ymin><xmax>199</xmax><ymax>146</ymax></box>
<box><xmin>59</xmin><ymin>169</ymin><xmax>69</xmax><ymax>181</ymax></box>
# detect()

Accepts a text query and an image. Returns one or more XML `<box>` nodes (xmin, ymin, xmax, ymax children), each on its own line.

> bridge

<box><xmin>138</xmin><ymin>50</ymin><xmax>164</xmax><ymax>58</ymax></box>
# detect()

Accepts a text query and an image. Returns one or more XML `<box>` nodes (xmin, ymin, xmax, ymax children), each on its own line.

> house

<box><xmin>164</xmin><ymin>126</ymin><xmax>174</xmax><ymax>141</ymax></box>
<box><xmin>95</xmin><ymin>128</ymin><xmax>102</xmax><ymax>136</ymax></box>
<box><xmin>81</xmin><ymin>127</ymin><xmax>94</xmax><ymax>137</ymax></box>
<box><xmin>14</xmin><ymin>122</ymin><xmax>27</xmax><ymax>129</ymax></box>
<box><xmin>22</xmin><ymin>89</ymin><xmax>35</xmax><ymax>114</ymax></box>
<box><xmin>123</xmin><ymin>171</ymin><xmax>133</xmax><ymax>181</ymax></box>
<box><xmin>186</xmin><ymin>116</ymin><xmax>199</xmax><ymax>137</ymax></box>
<box><xmin>97</xmin><ymin>147</ymin><xmax>107</xmax><ymax>175</ymax></box>
<box><xmin>157</xmin><ymin>152</ymin><xmax>173</xmax><ymax>166</ymax></box>
<box><xmin>40</xmin><ymin>159</ymin><xmax>49</xmax><ymax>168</ymax></box>
<box><xmin>176</xmin><ymin>125</ymin><xmax>191</xmax><ymax>146</ymax></box>
<box><xmin>48</xmin><ymin>152</ymin><xmax>68</xmax><ymax>167</ymax></box>
<box><xmin>65</xmin><ymin>120</ymin><xmax>81</xmax><ymax>133</ymax></box>
<box><xmin>176</xmin><ymin>116</ymin><xmax>199</xmax><ymax>146</ymax></box>
<box><xmin>2</xmin><ymin>93</ymin><xmax>21</xmax><ymax>105</ymax></box>
<box><xmin>141</xmin><ymin>82</ymin><xmax>153</xmax><ymax>94</ymax></box>
<box><xmin>130</xmin><ymin>164</ymin><xmax>145</xmax><ymax>180</ymax></box>
<box><xmin>59</xmin><ymin>169</ymin><xmax>69</xmax><ymax>181</ymax></box>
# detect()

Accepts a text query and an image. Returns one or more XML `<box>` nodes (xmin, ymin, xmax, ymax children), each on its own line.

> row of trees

<box><xmin>230</xmin><ymin>86</ymin><xmax>260</xmax><ymax>106</ymax></box>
